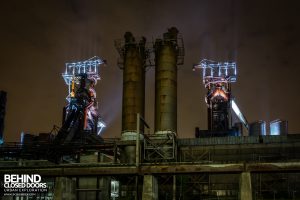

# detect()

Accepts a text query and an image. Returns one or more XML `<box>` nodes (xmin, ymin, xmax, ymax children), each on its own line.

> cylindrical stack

<box><xmin>122</xmin><ymin>32</ymin><xmax>146</xmax><ymax>135</ymax></box>
<box><xmin>249</xmin><ymin>120</ymin><xmax>266</xmax><ymax>136</ymax></box>
<box><xmin>120</xmin><ymin>32</ymin><xmax>146</xmax><ymax>164</ymax></box>
<box><xmin>154</xmin><ymin>28</ymin><xmax>179</xmax><ymax>134</ymax></box>
<box><xmin>270</xmin><ymin>119</ymin><xmax>288</xmax><ymax>135</ymax></box>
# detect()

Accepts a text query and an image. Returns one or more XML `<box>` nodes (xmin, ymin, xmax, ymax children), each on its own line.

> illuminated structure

<box><xmin>270</xmin><ymin>119</ymin><xmax>288</xmax><ymax>136</ymax></box>
<box><xmin>52</xmin><ymin>57</ymin><xmax>106</xmax><ymax>147</ymax></box>
<box><xmin>2</xmin><ymin>29</ymin><xmax>300</xmax><ymax>200</ymax></box>
<box><xmin>194</xmin><ymin>59</ymin><xmax>248</xmax><ymax>135</ymax></box>
<box><xmin>62</xmin><ymin>56</ymin><xmax>102</xmax><ymax>99</ymax></box>
<box><xmin>62</xmin><ymin>56</ymin><xmax>106</xmax><ymax>135</ymax></box>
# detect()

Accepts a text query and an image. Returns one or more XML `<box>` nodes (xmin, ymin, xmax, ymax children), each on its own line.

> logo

<box><xmin>1</xmin><ymin>174</ymin><xmax>48</xmax><ymax>197</ymax></box>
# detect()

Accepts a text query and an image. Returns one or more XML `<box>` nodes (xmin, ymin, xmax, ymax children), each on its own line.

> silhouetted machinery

<box><xmin>194</xmin><ymin>59</ymin><xmax>248</xmax><ymax>137</ymax></box>
<box><xmin>53</xmin><ymin>57</ymin><xmax>106</xmax><ymax>145</ymax></box>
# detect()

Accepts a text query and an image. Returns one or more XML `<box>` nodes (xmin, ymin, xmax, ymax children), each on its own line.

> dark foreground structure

<box><xmin>1</xmin><ymin>28</ymin><xmax>300</xmax><ymax>200</ymax></box>
<box><xmin>1</xmin><ymin>135</ymin><xmax>300</xmax><ymax>200</ymax></box>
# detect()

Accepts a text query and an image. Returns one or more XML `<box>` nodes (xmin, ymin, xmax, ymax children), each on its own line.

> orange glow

<box><xmin>70</xmin><ymin>80</ymin><xmax>75</xmax><ymax>98</ymax></box>
<box><xmin>212</xmin><ymin>88</ymin><xmax>228</xmax><ymax>101</ymax></box>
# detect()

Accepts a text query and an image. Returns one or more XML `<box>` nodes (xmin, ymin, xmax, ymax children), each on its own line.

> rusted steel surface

<box><xmin>140</xmin><ymin>163</ymin><xmax>244</xmax><ymax>174</ymax></box>
<box><xmin>246</xmin><ymin>162</ymin><xmax>300</xmax><ymax>172</ymax></box>
<box><xmin>2</xmin><ymin>162</ymin><xmax>300</xmax><ymax>176</ymax></box>
<box><xmin>154</xmin><ymin>29</ymin><xmax>178</xmax><ymax>134</ymax></box>
<box><xmin>0</xmin><ymin>165</ymin><xmax>137</xmax><ymax>176</ymax></box>
<box><xmin>121</xmin><ymin>32</ymin><xmax>146</xmax><ymax>133</ymax></box>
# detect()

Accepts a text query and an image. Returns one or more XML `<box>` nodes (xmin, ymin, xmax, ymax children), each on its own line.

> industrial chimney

<box><xmin>154</xmin><ymin>27</ymin><xmax>184</xmax><ymax>135</ymax></box>
<box><xmin>115</xmin><ymin>32</ymin><xmax>147</xmax><ymax>163</ymax></box>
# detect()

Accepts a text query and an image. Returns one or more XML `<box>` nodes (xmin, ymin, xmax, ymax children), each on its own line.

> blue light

<box><xmin>270</xmin><ymin>123</ymin><xmax>280</xmax><ymax>135</ymax></box>
<box><xmin>194</xmin><ymin>59</ymin><xmax>237</xmax><ymax>85</ymax></box>
<box><xmin>270</xmin><ymin>120</ymin><xmax>288</xmax><ymax>135</ymax></box>
<box><xmin>97</xmin><ymin>118</ymin><xmax>106</xmax><ymax>136</ymax></box>
<box><xmin>62</xmin><ymin>56</ymin><xmax>105</xmax><ymax>102</ymax></box>
<box><xmin>62</xmin><ymin>56</ymin><xmax>104</xmax><ymax>86</ymax></box>
<box><xmin>231</xmin><ymin>99</ymin><xmax>249</xmax><ymax>129</ymax></box>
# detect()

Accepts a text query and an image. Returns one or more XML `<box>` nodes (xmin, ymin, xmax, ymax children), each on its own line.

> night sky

<box><xmin>0</xmin><ymin>0</ymin><xmax>299</xmax><ymax>142</ymax></box>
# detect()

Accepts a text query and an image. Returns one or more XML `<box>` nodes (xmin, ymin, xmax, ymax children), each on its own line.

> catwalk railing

<box><xmin>1</xmin><ymin>135</ymin><xmax>300</xmax><ymax>164</ymax></box>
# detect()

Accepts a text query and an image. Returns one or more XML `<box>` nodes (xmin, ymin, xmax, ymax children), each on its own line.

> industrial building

<box><xmin>1</xmin><ymin>27</ymin><xmax>300</xmax><ymax>200</ymax></box>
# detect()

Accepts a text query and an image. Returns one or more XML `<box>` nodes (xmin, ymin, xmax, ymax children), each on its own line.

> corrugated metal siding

<box><xmin>178</xmin><ymin>135</ymin><xmax>300</xmax><ymax>146</ymax></box>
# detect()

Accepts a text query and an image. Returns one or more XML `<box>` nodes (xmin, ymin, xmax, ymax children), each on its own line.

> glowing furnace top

<box><xmin>194</xmin><ymin>59</ymin><xmax>237</xmax><ymax>87</ymax></box>
<box><xmin>62</xmin><ymin>56</ymin><xmax>105</xmax><ymax>86</ymax></box>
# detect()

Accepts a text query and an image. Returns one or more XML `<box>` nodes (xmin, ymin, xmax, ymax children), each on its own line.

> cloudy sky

<box><xmin>0</xmin><ymin>0</ymin><xmax>299</xmax><ymax>142</ymax></box>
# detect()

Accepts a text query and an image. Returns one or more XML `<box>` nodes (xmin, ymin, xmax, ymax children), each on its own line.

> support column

<box><xmin>173</xmin><ymin>175</ymin><xmax>176</xmax><ymax>200</ymax></box>
<box><xmin>142</xmin><ymin>175</ymin><xmax>158</xmax><ymax>200</ymax></box>
<box><xmin>239</xmin><ymin>172</ymin><xmax>252</xmax><ymax>200</ymax></box>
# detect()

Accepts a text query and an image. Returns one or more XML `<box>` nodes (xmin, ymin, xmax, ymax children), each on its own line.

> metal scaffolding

<box><xmin>2</xmin><ymin>135</ymin><xmax>300</xmax><ymax>199</ymax></box>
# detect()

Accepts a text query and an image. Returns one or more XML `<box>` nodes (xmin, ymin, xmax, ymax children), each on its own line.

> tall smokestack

<box><xmin>121</xmin><ymin>32</ymin><xmax>146</xmax><ymax>135</ymax></box>
<box><xmin>115</xmin><ymin>32</ymin><xmax>147</xmax><ymax>163</ymax></box>
<box><xmin>0</xmin><ymin>91</ymin><xmax>7</xmax><ymax>144</ymax></box>
<box><xmin>154</xmin><ymin>27</ymin><xmax>184</xmax><ymax>135</ymax></box>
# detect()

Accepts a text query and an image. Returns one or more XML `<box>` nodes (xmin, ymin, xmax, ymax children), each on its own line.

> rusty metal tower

<box><xmin>154</xmin><ymin>27</ymin><xmax>184</xmax><ymax>136</ymax></box>
<box><xmin>115</xmin><ymin>32</ymin><xmax>149</xmax><ymax>163</ymax></box>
